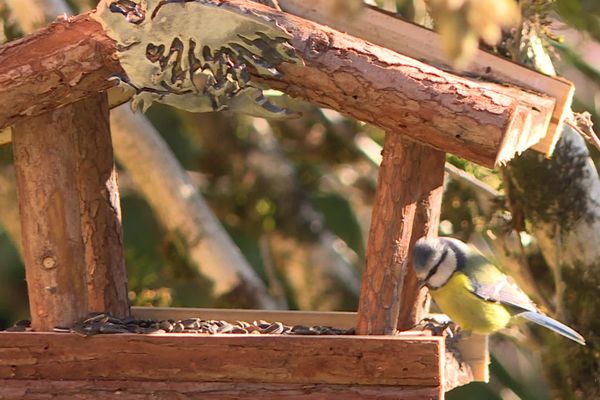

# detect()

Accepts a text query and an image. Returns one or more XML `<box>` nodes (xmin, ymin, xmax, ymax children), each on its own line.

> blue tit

<box><xmin>412</xmin><ymin>237</ymin><xmax>585</xmax><ymax>345</ymax></box>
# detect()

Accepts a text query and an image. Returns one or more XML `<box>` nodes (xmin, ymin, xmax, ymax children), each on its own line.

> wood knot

<box><xmin>42</xmin><ymin>256</ymin><xmax>56</xmax><ymax>269</ymax></box>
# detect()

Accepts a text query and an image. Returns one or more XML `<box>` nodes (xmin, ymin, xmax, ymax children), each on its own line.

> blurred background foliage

<box><xmin>1</xmin><ymin>0</ymin><xmax>599</xmax><ymax>398</ymax></box>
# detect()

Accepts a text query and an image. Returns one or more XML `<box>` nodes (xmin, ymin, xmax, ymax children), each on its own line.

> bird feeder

<box><xmin>0</xmin><ymin>0</ymin><xmax>573</xmax><ymax>398</ymax></box>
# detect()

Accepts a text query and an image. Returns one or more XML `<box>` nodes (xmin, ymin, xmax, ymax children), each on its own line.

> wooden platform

<box><xmin>0</xmin><ymin>309</ymin><xmax>487</xmax><ymax>399</ymax></box>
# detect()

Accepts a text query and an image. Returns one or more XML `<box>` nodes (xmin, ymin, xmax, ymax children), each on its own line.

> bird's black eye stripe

<box><xmin>423</xmin><ymin>246</ymin><xmax>449</xmax><ymax>284</ymax></box>
<box><xmin>443</xmin><ymin>239</ymin><xmax>465</xmax><ymax>270</ymax></box>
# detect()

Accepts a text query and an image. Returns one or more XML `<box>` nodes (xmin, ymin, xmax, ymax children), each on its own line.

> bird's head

<box><xmin>412</xmin><ymin>237</ymin><xmax>462</xmax><ymax>289</ymax></box>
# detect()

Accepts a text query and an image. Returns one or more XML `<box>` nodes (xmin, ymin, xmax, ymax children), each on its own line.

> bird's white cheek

<box><xmin>427</xmin><ymin>259</ymin><xmax>456</xmax><ymax>288</ymax></box>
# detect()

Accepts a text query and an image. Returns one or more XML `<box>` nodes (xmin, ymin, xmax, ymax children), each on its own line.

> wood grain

<box><xmin>13</xmin><ymin>102</ymin><xmax>90</xmax><ymax>331</ymax></box>
<box><xmin>0</xmin><ymin>332</ymin><xmax>442</xmax><ymax>387</ymax></box>
<box><xmin>278</xmin><ymin>0</ymin><xmax>574</xmax><ymax>156</ymax></box>
<box><xmin>0</xmin><ymin>1</ymin><xmax>556</xmax><ymax>167</ymax></box>
<box><xmin>356</xmin><ymin>136</ymin><xmax>440</xmax><ymax>335</ymax></box>
<box><xmin>397</xmin><ymin>147</ymin><xmax>445</xmax><ymax>331</ymax></box>
<box><xmin>73</xmin><ymin>94</ymin><xmax>129</xmax><ymax>318</ymax></box>
<box><xmin>12</xmin><ymin>94</ymin><xmax>129</xmax><ymax>330</ymax></box>
<box><xmin>0</xmin><ymin>379</ymin><xmax>441</xmax><ymax>400</ymax></box>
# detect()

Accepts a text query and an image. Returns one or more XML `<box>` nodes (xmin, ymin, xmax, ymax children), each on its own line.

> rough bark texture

<box><xmin>0</xmin><ymin>332</ymin><xmax>442</xmax><ymax>387</ymax></box>
<box><xmin>397</xmin><ymin>149</ymin><xmax>445</xmax><ymax>331</ymax></box>
<box><xmin>0</xmin><ymin>14</ymin><xmax>121</xmax><ymax>129</ymax></box>
<box><xmin>245</xmin><ymin>0</ymin><xmax>555</xmax><ymax>167</ymax></box>
<box><xmin>12</xmin><ymin>103</ymin><xmax>89</xmax><ymax>331</ymax></box>
<box><xmin>505</xmin><ymin>128</ymin><xmax>600</xmax><ymax>399</ymax></box>
<box><xmin>74</xmin><ymin>94</ymin><xmax>129</xmax><ymax>317</ymax></box>
<box><xmin>0</xmin><ymin>380</ymin><xmax>440</xmax><ymax>400</ymax></box>
<box><xmin>0</xmin><ymin>2</ymin><xmax>555</xmax><ymax>167</ymax></box>
<box><xmin>110</xmin><ymin>106</ymin><xmax>278</xmax><ymax>309</ymax></box>
<box><xmin>356</xmin><ymin>135</ymin><xmax>442</xmax><ymax>335</ymax></box>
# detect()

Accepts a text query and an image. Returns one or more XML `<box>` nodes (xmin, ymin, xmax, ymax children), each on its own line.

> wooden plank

<box><xmin>0</xmin><ymin>332</ymin><xmax>442</xmax><ymax>387</ymax></box>
<box><xmin>132</xmin><ymin>307</ymin><xmax>488</xmax><ymax>383</ymax></box>
<box><xmin>12</xmin><ymin>102</ymin><xmax>90</xmax><ymax>331</ymax></box>
<box><xmin>0</xmin><ymin>2</ymin><xmax>556</xmax><ymax>167</ymax></box>
<box><xmin>278</xmin><ymin>0</ymin><xmax>574</xmax><ymax>156</ymax></box>
<box><xmin>0</xmin><ymin>379</ymin><xmax>441</xmax><ymax>400</ymax></box>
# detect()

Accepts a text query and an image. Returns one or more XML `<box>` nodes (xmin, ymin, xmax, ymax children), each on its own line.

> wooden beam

<box><xmin>0</xmin><ymin>380</ymin><xmax>441</xmax><ymax>400</ymax></box>
<box><xmin>0</xmin><ymin>1</ymin><xmax>556</xmax><ymax>167</ymax></box>
<box><xmin>12</xmin><ymin>94</ymin><xmax>129</xmax><ymax>331</ymax></box>
<box><xmin>13</xmin><ymin>102</ymin><xmax>90</xmax><ymax>331</ymax></box>
<box><xmin>397</xmin><ymin>147</ymin><xmax>445</xmax><ymax>331</ymax></box>
<box><xmin>278</xmin><ymin>0</ymin><xmax>574</xmax><ymax>156</ymax></box>
<box><xmin>356</xmin><ymin>135</ymin><xmax>440</xmax><ymax>335</ymax></box>
<box><xmin>0</xmin><ymin>332</ymin><xmax>442</xmax><ymax>388</ymax></box>
<box><xmin>0</xmin><ymin>14</ymin><xmax>121</xmax><ymax>130</ymax></box>
<box><xmin>75</xmin><ymin>94</ymin><xmax>129</xmax><ymax>318</ymax></box>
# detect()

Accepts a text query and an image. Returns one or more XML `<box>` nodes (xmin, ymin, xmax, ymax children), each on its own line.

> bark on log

<box><xmin>356</xmin><ymin>134</ymin><xmax>444</xmax><ymax>335</ymax></box>
<box><xmin>74</xmin><ymin>94</ymin><xmax>129</xmax><ymax>317</ymax></box>
<box><xmin>397</xmin><ymin>148</ymin><xmax>445</xmax><ymax>331</ymax></box>
<box><xmin>110</xmin><ymin>106</ymin><xmax>279</xmax><ymax>309</ymax></box>
<box><xmin>0</xmin><ymin>1</ymin><xmax>555</xmax><ymax>167</ymax></box>
<box><xmin>12</xmin><ymin>103</ymin><xmax>89</xmax><ymax>330</ymax></box>
<box><xmin>0</xmin><ymin>380</ymin><xmax>440</xmax><ymax>400</ymax></box>
<box><xmin>0</xmin><ymin>14</ymin><xmax>121</xmax><ymax>129</ymax></box>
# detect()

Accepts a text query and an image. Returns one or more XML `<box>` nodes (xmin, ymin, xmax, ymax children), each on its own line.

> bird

<box><xmin>412</xmin><ymin>236</ymin><xmax>585</xmax><ymax>345</ymax></box>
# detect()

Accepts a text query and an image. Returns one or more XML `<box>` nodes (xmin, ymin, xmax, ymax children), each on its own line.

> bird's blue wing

<box><xmin>469</xmin><ymin>276</ymin><xmax>586</xmax><ymax>345</ymax></box>
<box><xmin>467</xmin><ymin>275</ymin><xmax>537</xmax><ymax>313</ymax></box>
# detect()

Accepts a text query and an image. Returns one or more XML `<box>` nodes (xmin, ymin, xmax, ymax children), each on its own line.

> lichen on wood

<box><xmin>93</xmin><ymin>0</ymin><xmax>302</xmax><ymax>117</ymax></box>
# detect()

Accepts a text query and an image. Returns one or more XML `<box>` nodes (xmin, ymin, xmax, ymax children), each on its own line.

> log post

<box><xmin>13</xmin><ymin>93</ymin><xmax>128</xmax><ymax>331</ymax></box>
<box><xmin>356</xmin><ymin>133</ymin><xmax>445</xmax><ymax>335</ymax></box>
<box><xmin>75</xmin><ymin>94</ymin><xmax>129</xmax><ymax>317</ymax></box>
<box><xmin>397</xmin><ymin>151</ymin><xmax>445</xmax><ymax>331</ymax></box>
<box><xmin>13</xmin><ymin>105</ymin><xmax>89</xmax><ymax>331</ymax></box>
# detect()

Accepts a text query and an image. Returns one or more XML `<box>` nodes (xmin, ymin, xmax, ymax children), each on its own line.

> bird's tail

<box><xmin>518</xmin><ymin>311</ymin><xmax>586</xmax><ymax>345</ymax></box>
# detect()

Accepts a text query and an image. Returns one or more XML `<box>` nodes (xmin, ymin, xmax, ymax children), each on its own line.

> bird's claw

<box><xmin>413</xmin><ymin>316</ymin><xmax>458</xmax><ymax>338</ymax></box>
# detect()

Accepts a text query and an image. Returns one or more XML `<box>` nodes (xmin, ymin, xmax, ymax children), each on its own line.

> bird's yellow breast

<box><xmin>429</xmin><ymin>272</ymin><xmax>512</xmax><ymax>333</ymax></box>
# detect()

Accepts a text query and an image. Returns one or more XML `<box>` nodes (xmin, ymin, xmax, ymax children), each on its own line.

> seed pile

<box><xmin>4</xmin><ymin>313</ymin><xmax>355</xmax><ymax>337</ymax></box>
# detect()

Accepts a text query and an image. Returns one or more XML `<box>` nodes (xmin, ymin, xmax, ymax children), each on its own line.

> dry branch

<box><xmin>111</xmin><ymin>107</ymin><xmax>279</xmax><ymax>309</ymax></box>
<box><xmin>0</xmin><ymin>1</ymin><xmax>556</xmax><ymax>167</ymax></box>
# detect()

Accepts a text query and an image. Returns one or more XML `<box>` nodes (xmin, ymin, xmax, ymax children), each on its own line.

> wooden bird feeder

<box><xmin>0</xmin><ymin>0</ymin><xmax>573</xmax><ymax>399</ymax></box>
